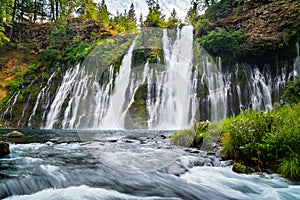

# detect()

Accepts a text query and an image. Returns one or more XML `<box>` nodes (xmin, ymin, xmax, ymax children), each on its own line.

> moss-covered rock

<box><xmin>232</xmin><ymin>162</ymin><xmax>248</xmax><ymax>174</ymax></box>
<box><xmin>125</xmin><ymin>84</ymin><xmax>148</xmax><ymax>129</ymax></box>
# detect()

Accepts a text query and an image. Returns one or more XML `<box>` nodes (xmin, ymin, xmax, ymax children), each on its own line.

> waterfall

<box><xmin>100</xmin><ymin>39</ymin><xmax>137</xmax><ymax>129</ymax></box>
<box><xmin>3</xmin><ymin>26</ymin><xmax>298</xmax><ymax>129</ymax></box>
<box><xmin>200</xmin><ymin>57</ymin><xmax>229</xmax><ymax>122</ymax></box>
<box><xmin>28</xmin><ymin>72</ymin><xmax>56</xmax><ymax>128</ymax></box>
<box><xmin>45</xmin><ymin>65</ymin><xmax>81</xmax><ymax>129</ymax></box>
<box><xmin>90</xmin><ymin>65</ymin><xmax>114</xmax><ymax>128</ymax></box>
<box><xmin>250</xmin><ymin>68</ymin><xmax>272</xmax><ymax>112</ymax></box>
<box><xmin>294</xmin><ymin>42</ymin><xmax>300</xmax><ymax>77</ymax></box>
<box><xmin>1</xmin><ymin>91</ymin><xmax>20</xmax><ymax>121</ymax></box>
<box><xmin>146</xmin><ymin>26</ymin><xmax>197</xmax><ymax>129</ymax></box>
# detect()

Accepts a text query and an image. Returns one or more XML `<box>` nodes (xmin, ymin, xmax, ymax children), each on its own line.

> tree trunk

<box><xmin>55</xmin><ymin>1</ymin><xmax>59</xmax><ymax>20</ymax></box>
<box><xmin>33</xmin><ymin>0</ymin><xmax>37</xmax><ymax>23</ymax></box>
<box><xmin>9</xmin><ymin>0</ymin><xmax>18</xmax><ymax>39</ymax></box>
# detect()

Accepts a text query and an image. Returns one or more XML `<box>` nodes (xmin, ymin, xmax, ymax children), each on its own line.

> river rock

<box><xmin>7</xmin><ymin>131</ymin><xmax>24</xmax><ymax>138</ymax></box>
<box><xmin>0</xmin><ymin>142</ymin><xmax>10</xmax><ymax>157</ymax></box>
<box><xmin>232</xmin><ymin>162</ymin><xmax>248</xmax><ymax>174</ymax></box>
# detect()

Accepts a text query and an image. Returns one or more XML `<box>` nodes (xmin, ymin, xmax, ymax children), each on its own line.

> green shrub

<box><xmin>198</xmin><ymin>29</ymin><xmax>245</xmax><ymax>59</ymax></box>
<box><xmin>279</xmin><ymin>153</ymin><xmax>300</xmax><ymax>180</ymax></box>
<box><xmin>194</xmin><ymin>18</ymin><xmax>214</xmax><ymax>37</ymax></box>
<box><xmin>63</xmin><ymin>43</ymin><xmax>92</xmax><ymax>62</ymax></box>
<box><xmin>6</xmin><ymin>71</ymin><xmax>25</xmax><ymax>92</ymax></box>
<box><xmin>282</xmin><ymin>78</ymin><xmax>300</xmax><ymax>104</ymax></box>
<box><xmin>171</xmin><ymin>129</ymin><xmax>197</xmax><ymax>147</ymax></box>
<box><xmin>205</xmin><ymin>0</ymin><xmax>232</xmax><ymax>21</ymax></box>
<box><xmin>221</xmin><ymin>104</ymin><xmax>300</xmax><ymax>181</ymax></box>
<box><xmin>171</xmin><ymin>121</ymin><xmax>210</xmax><ymax>148</ymax></box>
<box><xmin>38</xmin><ymin>49</ymin><xmax>60</xmax><ymax>62</ymax></box>
<box><xmin>232</xmin><ymin>162</ymin><xmax>248</xmax><ymax>174</ymax></box>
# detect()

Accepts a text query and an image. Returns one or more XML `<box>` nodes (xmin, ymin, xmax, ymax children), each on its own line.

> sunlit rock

<box><xmin>7</xmin><ymin>131</ymin><xmax>24</xmax><ymax>138</ymax></box>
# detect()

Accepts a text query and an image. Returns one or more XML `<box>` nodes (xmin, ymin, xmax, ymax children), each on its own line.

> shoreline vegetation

<box><xmin>0</xmin><ymin>0</ymin><xmax>299</xmax><ymax>182</ymax></box>
<box><xmin>171</xmin><ymin>79</ymin><xmax>300</xmax><ymax>181</ymax></box>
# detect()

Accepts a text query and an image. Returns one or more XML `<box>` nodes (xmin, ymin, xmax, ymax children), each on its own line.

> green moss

<box><xmin>125</xmin><ymin>84</ymin><xmax>148</xmax><ymax>129</ymax></box>
<box><xmin>232</xmin><ymin>162</ymin><xmax>248</xmax><ymax>174</ymax></box>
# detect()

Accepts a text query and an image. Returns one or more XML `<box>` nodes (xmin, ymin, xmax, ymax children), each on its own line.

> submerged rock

<box><xmin>7</xmin><ymin>131</ymin><xmax>24</xmax><ymax>138</ymax></box>
<box><xmin>0</xmin><ymin>142</ymin><xmax>10</xmax><ymax>157</ymax></box>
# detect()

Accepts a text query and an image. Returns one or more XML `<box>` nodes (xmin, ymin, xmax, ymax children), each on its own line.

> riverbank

<box><xmin>171</xmin><ymin>102</ymin><xmax>300</xmax><ymax>181</ymax></box>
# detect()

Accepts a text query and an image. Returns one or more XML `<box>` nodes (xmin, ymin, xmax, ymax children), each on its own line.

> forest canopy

<box><xmin>0</xmin><ymin>0</ymin><xmax>184</xmax><ymax>45</ymax></box>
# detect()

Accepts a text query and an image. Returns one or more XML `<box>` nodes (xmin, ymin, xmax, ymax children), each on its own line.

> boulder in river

<box><xmin>7</xmin><ymin>131</ymin><xmax>24</xmax><ymax>138</ymax></box>
<box><xmin>0</xmin><ymin>142</ymin><xmax>10</xmax><ymax>157</ymax></box>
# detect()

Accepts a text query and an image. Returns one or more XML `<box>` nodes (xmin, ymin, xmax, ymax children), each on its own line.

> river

<box><xmin>0</xmin><ymin>130</ymin><xmax>299</xmax><ymax>199</ymax></box>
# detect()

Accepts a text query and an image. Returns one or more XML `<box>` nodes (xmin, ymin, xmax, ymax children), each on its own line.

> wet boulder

<box><xmin>0</xmin><ymin>142</ymin><xmax>10</xmax><ymax>157</ymax></box>
<box><xmin>7</xmin><ymin>131</ymin><xmax>24</xmax><ymax>138</ymax></box>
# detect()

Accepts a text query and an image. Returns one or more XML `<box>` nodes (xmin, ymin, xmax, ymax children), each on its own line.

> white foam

<box><xmin>4</xmin><ymin>185</ymin><xmax>180</xmax><ymax>200</ymax></box>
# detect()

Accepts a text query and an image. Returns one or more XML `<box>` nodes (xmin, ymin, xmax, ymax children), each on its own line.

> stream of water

<box><xmin>0</xmin><ymin>130</ymin><xmax>299</xmax><ymax>199</ymax></box>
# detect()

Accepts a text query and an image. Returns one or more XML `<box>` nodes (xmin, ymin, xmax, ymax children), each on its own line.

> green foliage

<box><xmin>125</xmin><ymin>84</ymin><xmax>148</xmax><ymax>129</ymax></box>
<box><xmin>38</xmin><ymin>49</ymin><xmax>60</xmax><ymax>62</ymax></box>
<box><xmin>282</xmin><ymin>78</ymin><xmax>300</xmax><ymax>104</ymax></box>
<box><xmin>7</xmin><ymin>70</ymin><xmax>25</xmax><ymax>92</ymax></box>
<box><xmin>232</xmin><ymin>162</ymin><xmax>248</xmax><ymax>174</ymax></box>
<box><xmin>49</xmin><ymin>18</ymin><xmax>67</xmax><ymax>49</ymax></box>
<box><xmin>194</xmin><ymin>18</ymin><xmax>214</xmax><ymax>37</ymax></box>
<box><xmin>205</xmin><ymin>0</ymin><xmax>232</xmax><ymax>21</ymax></box>
<box><xmin>167</xmin><ymin>8</ymin><xmax>180</xmax><ymax>29</ymax></box>
<box><xmin>143</xmin><ymin>0</ymin><xmax>166</xmax><ymax>28</ymax></box>
<box><xmin>63</xmin><ymin>43</ymin><xmax>91</xmax><ymax>62</ymax></box>
<box><xmin>285</xmin><ymin>27</ymin><xmax>300</xmax><ymax>44</ymax></box>
<box><xmin>96</xmin><ymin>0</ymin><xmax>110</xmax><ymax>26</ymax></box>
<box><xmin>279</xmin><ymin>153</ymin><xmax>300</xmax><ymax>181</ymax></box>
<box><xmin>171</xmin><ymin>121</ymin><xmax>211</xmax><ymax>148</ymax></box>
<box><xmin>171</xmin><ymin>129</ymin><xmax>197</xmax><ymax>147</ymax></box>
<box><xmin>0</xmin><ymin>26</ymin><xmax>10</xmax><ymax>45</ymax></box>
<box><xmin>80</xmin><ymin>0</ymin><xmax>97</xmax><ymax>19</ymax></box>
<box><xmin>110</xmin><ymin>3</ymin><xmax>137</xmax><ymax>33</ymax></box>
<box><xmin>0</xmin><ymin>0</ymin><xmax>13</xmax><ymax>45</ymax></box>
<box><xmin>221</xmin><ymin>104</ymin><xmax>300</xmax><ymax>181</ymax></box>
<box><xmin>198</xmin><ymin>29</ymin><xmax>245</xmax><ymax>59</ymax></box>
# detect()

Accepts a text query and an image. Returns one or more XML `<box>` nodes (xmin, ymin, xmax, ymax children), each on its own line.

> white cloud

<box><xmin>102</xmin><ymin>0</ymin><xmax>190</xmax><ymax>20</ymax></box>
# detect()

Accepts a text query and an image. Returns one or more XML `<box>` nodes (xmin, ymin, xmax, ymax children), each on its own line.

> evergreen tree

<box><xmin>97</xmin><ymin>0</ymin><xmax>110</xmax><ymax>26</ymax></box>
<box><xmin>167</xmin><ymin>8</ymin><xmax>180</xmax><ymax>29</ymax></box>
<box><xmin>127</xmin><ymin>3</ymin><xmax>136</xmax><ymax>23</ymax></box>
<box><xmin>80</xmin><ymin>0</ymin><xmax>97</xmax><ymax>19</ymax></box>
<box><xmin>144</xmin><ymin>0</ymin><xmax>166</xmax><ymax>27</ymax></box>
<box><xmin>139</xmin><ymin>13</ymin><xmax>143</xmax><ymax>26</ymax></box>
<box><xmin>0</xmin><ymin>0</ymin><xmax>13</xmax><ymax>45</ymax></box>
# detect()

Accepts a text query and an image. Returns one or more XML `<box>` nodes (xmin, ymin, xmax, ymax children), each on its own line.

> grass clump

<box><xmin>170</xmin><ymin>121</ymin><xmax>211</xmax><ymax>148</ymax></box>
<box><xmin>221</xmin><ymin>104</ymin><xmax>300</xmax><ymax>181</ymax></box>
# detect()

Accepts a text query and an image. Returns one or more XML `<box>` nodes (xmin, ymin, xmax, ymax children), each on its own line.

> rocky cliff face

<box><xmin>10</xmin><ymin>18</ymin><xmax>115</xmax><ymax>55</ymax></box>
<box><xmin>217</xmin><ymin>0</ymin><xmax>300</xmax><ymax>49</ymax></box>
